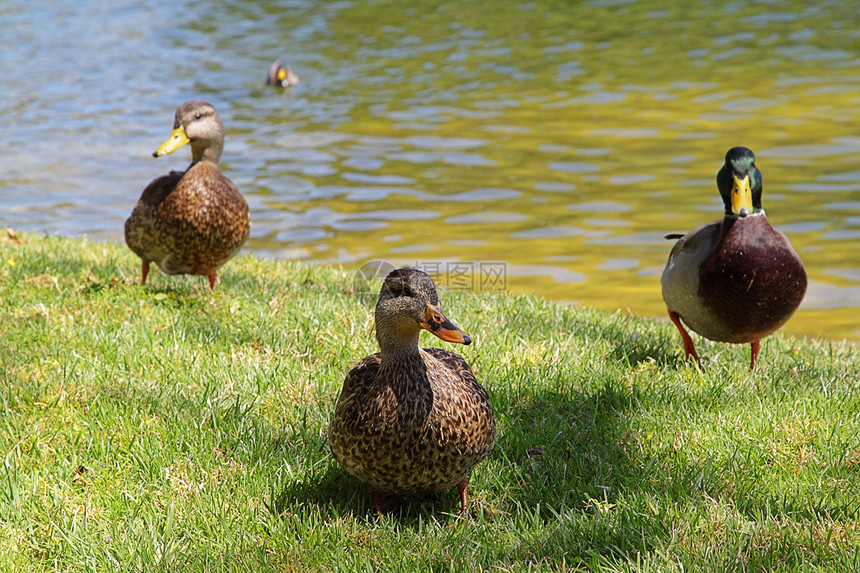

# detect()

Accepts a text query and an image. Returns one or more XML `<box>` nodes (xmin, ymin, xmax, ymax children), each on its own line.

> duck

<box><xmin>266</xmin><ymin>59</ymin><xmax>300</xmax><ymax>88</ymax></box>
<box><xmin>329</xmin><ymin>268</ymin><xmax>496</xmax><ymax>515</ymax></box>
<box><xmin>661</xmin><ymin>146</ymin><xmax>807</xmax><ymax>369</ymax></box>
<box><xmin>124</xmin><ymin>100</ymin><xmax>250</xmax><ymax>289</ymax></box>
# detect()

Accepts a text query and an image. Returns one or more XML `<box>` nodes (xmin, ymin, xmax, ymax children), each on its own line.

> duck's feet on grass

<box><xmin>457</xmin><ymin>478</ymin><xmax>468</xmax><ymax>515</ymax></box>
<box><xmin>668</xmin><ymin>310</ymin><xmax>702</xmax><ymax>368</ymax></box>
<box><xmin>369</xmin><ymin>485</ymin><xmax>384</xmax><ymax>515</ymax></box>
<box><xmin>749</xmin><ymin>340</ymin><xmax>760</xmax><ymax>371</ymax></box>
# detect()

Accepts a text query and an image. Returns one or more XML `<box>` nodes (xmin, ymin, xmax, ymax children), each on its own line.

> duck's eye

<box><xmin>382</xmin><ymin>284</ymin><xmax>404</xmax><ymax>298</ymax></box>
<box><xmin>402</xmin><ymin>286</ymin><xmax>414</xmax><ymax>298</ymax></box>
<box><xmin>195</xmin><ymin>112</ymin><xmax>202</xmax><ymax>120</ymax></box>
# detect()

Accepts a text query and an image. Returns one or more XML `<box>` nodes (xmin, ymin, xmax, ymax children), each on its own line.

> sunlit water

<box><xmin>2</xmin><ymin>0</ymin><xmax>860</xmax><ymax>340</ymax></box>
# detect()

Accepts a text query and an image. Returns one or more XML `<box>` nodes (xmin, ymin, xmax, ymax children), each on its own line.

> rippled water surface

<box><xmin>3</xmin><ymin>0</ymin><xmax>860</xmax><ymax>340</ymax></box>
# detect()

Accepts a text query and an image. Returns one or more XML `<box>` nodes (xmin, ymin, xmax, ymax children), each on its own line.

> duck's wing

<box><xmin>666</xmin><ymin>221</ymin><xmax>721</xmax><ymax>261</ymax></box>
<box><xmin>138</xmin><ymin>170</ymin><xmax>184</xmax><ymax>207</ymax></box>
<box><xmin>336</xmin><ymin>353</ymin><xmax>382</xmax><ymax>402</ymax></box>
<box><xmin>423</xmin><ymin>348</ymin><xmax>476</xmax><ymax>381</ymax></box>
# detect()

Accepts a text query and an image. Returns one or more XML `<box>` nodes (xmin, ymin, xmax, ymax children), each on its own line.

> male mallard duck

<box><xmin>329</xmin><ymin>268</ymin><xmax>496</xmax><ymax>515</ymax></box>
<box><xmin>125</xmin><ymin>100</ymin><xmax>250</xmax><ymax>289</ymax></box>
<box><xmin>266</xmin><ymin>59</ymin><xmax>300</xmax><ymax>87</ymax></box>
<box><xmin>661</xmin><ymin>146</ymin><xmax>807</xmax><ymax>369</ymax></box>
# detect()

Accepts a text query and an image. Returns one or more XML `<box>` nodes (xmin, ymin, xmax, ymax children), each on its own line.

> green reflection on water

<box><xmin>238</xmin><ymin>1</ymin><xmax>860</xmax><ymax>340</ymax></box>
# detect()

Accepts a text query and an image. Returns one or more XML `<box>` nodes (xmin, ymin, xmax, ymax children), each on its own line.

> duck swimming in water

<box><xmin>266</xmin><ymin>59</ymin><xmax>300</xmax><ymax>88</ymax></box>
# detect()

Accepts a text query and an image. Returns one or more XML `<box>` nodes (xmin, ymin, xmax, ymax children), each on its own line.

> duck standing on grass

<box><xmin>125</xmin><ymin>100</ymin><xmax>250</xmax><ymax>289</ymax></box>
<box><xmin>329</xmin><ymin>268</ymin><xmax>496</xmax><ymax>515</ymax></box>
<box><xmin>661</xmin><ymin>146</ymin><xmax>807</xmax><ymax>369</ymax></box>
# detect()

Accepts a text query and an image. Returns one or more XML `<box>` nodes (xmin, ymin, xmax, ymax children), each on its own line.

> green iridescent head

<box><xmin>716</xmin><ymin>146</ymin><xmax>763</xmax><ymax>217</ymax></box>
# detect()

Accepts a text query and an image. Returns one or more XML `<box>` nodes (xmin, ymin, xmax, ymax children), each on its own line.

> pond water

<box><xmin>2</xmin><ymin>0</ymin><xmax>860</xmax><ymax>340</ymax></box>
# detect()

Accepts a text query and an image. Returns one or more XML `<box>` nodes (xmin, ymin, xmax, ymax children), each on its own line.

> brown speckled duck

<box><xmin>265</xmin><ymin>59</ymin><xmax>300</xmax><ymax>88</ymax></box>
<box><xmin>125</xmin><ymin>100</ymin><xmax>250</xmax><ymax>289</ymax></box>
<box><xmin>661</xmin><ymin>146</ymin><xmax>807</xmax><ymax>369</ymax></box>
<box><xmin>329</xmin><ymin>268</ymin><xmax>496</xmax><ymax>515</ymax></box>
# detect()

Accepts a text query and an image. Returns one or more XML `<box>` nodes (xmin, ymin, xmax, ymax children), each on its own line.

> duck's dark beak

<box><xmin>153</xmin><ymin>126</ymin><xmax>190</xmax><ymax>157</ymax></box>
<box><xmin>419</xmin><ymin>302</ymin><xmax>472</xmax><ymax>345</ymax></box>
<box><xmin>731</xmin><ymin>174</ymin><xmax>753</xmax><ymax>217</ymax></box>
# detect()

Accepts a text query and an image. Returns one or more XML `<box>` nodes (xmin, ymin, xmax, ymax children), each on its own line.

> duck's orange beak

<box><xmin>419</xmin><ymin>302</ymin><xmax>471</xmax><ymax>345</ymax></box>
<box><xmin>153</xmin><ymin>126</ymin><xmax>190</xmax><ymax>157</ymax></box>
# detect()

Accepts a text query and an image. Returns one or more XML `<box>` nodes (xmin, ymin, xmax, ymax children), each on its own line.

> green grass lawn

<box><xmin>1</xmin><ymin>232</ymin><xmax>859</xmax><ymax>572</ymax></box>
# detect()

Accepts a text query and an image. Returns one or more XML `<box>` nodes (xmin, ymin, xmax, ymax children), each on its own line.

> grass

<box><xmin>1</xmin><ymin>231</ymin><xmax>859</xmax><ymax>572</ymax></box>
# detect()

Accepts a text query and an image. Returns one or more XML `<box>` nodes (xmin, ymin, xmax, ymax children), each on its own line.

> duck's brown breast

<box><xmin>328</xmin><ymin>349</ymin><xmax>495</xmax><ymax>495</ymax></box>
<box><xmin>698</xmin><ymin>215</ymin><xmax>806</xmax><ymax>342</ymax></box>
<box><xmin>128</xmin><ymin>162</ymin><xmax>249</xmax><ymax>275</ymax></box>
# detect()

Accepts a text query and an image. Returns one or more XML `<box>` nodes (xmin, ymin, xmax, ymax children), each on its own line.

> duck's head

<box><xmin>716</xmin><ymin>146</ymin><xmax>763</xmax><ymax>218</ymax></box>
<box><xmin>153</xmin><ymin>100</ymin><xmax>224</xmax><ymax>164</ymax></box>
<box><xmin>266</xmin><ymin>59</ymin><xmax>300</xmax><ymax>88</ymax></box>
<box><xmin>375</xmin><ymin>268</ymin><xmax>471</xmax><ymax>351</ymax></box>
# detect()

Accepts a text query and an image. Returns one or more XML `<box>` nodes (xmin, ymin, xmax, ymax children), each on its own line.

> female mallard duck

<box><xmin>265</xmin><ymin>59</ymin><xmax>300</xmax><ymax>87</ymax></box>
<box><xmin>661</xmin><ymin>146</ymin><xmax>807</xmax><ymax>369</ymax></box>
<box><xmin>124</xmin><ymin>100</ymin><xmax>250</xmax><ymax>289</ymax></box>
<box><xmin>329</xmin><ymin>268</ymin><xmax>496</xmax><ymax>515</ymax></box>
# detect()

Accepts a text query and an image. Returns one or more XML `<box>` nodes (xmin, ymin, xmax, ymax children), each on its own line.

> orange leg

<box><xmin>208</xmin><ymin>273</ymin><xmax>216</xmax><ymax>290</ymax></box>
<box><xmin>668</xmin><ymin>311</ymin><xmax>702</xmax><ymax>368</ymax></box>
<box><xmin>141</xmin><ymin>260</ymin><xmax>150</xmax><ymax>286</ymax></box>
<box><xmin>749</xmin><ymin>340</ymin><xmax>760</xmax><ymax>371</ymax></box>
<box><xmin>457</xmin><ymin>477</ymin><xmax>469</xmax><ymax>515</ymax></box>
<box><xmin>369</xmin><ymin>485</ymin><xmax>384</xmax><ymax>515</ymax></box>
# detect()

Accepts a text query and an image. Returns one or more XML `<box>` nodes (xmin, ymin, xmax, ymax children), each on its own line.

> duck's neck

<box><xmin>189</xmin><ymin>140</ymin><xmax>223</xmax><ymax>167</ymax></box>
<box><xmin>376</xmin><ymin>321</ymin><xmax>430</xmax><ymax>369</ymax></box>
<box><xmin>377</xmin><ymin>328</ymin><xmax>421</xmax><ymax>359</ymax></box>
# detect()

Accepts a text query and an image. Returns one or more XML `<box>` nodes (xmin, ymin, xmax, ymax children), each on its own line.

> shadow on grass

<box><xmin>453</xmin><ymin>376</ymin><xmax>668</xmax><ymax>564</ymax></box>
<box><xmin>103</xmin><ymin>338</ymin><xmax>859</xmax><ymax>570</ymax></box>
<box><xmin>267</xmin><ymin>439</ymin><xmax>474</xmax><ymax>526</ymax></box>
<box><xmin>591</xmin><ymin>312</ymin><xmax>682</xmax><ymax>369</ymax></box>
<box><xmin>266</xmin><ymin>375</ymin><xmax>651</xmax><ymax>535</ymax></box>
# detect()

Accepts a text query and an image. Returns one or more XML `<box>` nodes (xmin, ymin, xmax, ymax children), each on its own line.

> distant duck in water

<box><xmin>266</xmin><ymin>59</ymin><xmax>300</xmax><ymax>88</ymax></box>
<box><xmin>661</xmin><ymin>147</ymin><xmax>806</xmax><ymax>369</ymax></box>
<box><xmin>125</xmin><ymin>100</ymin><xmax>250</xmax><ymax>289</ymax></box>
<box><xmin>328</xmin><ymin>268</ymin><xmax>496</xmax><ymax>515</ymax></box>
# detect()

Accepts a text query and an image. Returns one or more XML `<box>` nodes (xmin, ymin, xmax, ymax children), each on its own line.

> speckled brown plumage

<box><xmin>661</xmin><ymin>147</ymin><xmax>807</xmax><ymax>369</ymax></box>
<box><xmin>328</xmin><ymin>268</ymin><xmax>496</xmax><ymax>514</ymax></box>
<box><xmin>125</xmin><ymin>100</ymin><xmax>249</xmax><ymax>289</ymax></box>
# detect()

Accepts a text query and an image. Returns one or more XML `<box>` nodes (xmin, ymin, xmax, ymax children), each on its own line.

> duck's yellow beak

<box><xmin>419</xmin><ymin>302</ymin><xmax>471</xmax><ymax>345</ymax></box>
<box><xmin>277</xmin><ymin>67</ymin><xmax>288</xmax><ymax>81</ymax></box>
<box><xmin>153</xmin><ymin>126</ymin><xmax>190</xmax><ymax>158</ymax></box>
<box><xmin>731</xmin><ymin>174</ymin><xmax>753</xmax><ymax>217</ymax></box>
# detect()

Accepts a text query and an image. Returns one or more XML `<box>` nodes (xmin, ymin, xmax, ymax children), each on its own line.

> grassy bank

<box><xmin>1</xmin><ymin>232</ymin><xmax>859</xmax><ymax>572</ymax></box>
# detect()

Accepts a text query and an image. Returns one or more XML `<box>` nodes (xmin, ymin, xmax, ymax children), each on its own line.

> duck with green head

<box><xmin>125</xmin><ymin>100</ymin><xmax>250</xmax><ymax>289</ymax></box>
<box><xmin>329</xmin><ymin>268</ymin><xmax>496</xmax><ymax>515</ymax></box>
<box><xmin>661</xmin><ymin>147</ymin><xmax>807</xmax><ymax>369</ymax></box>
